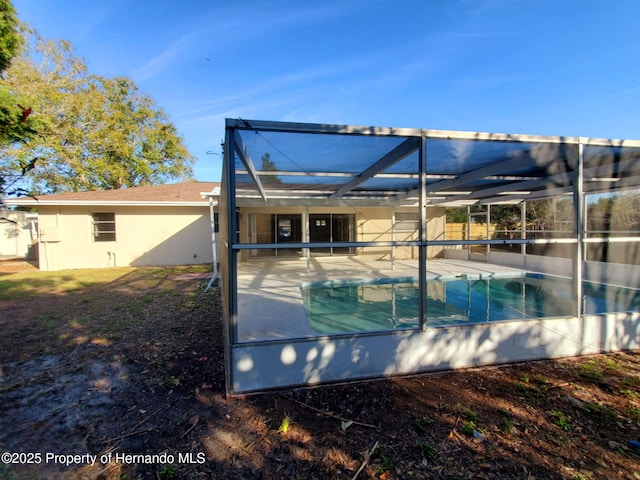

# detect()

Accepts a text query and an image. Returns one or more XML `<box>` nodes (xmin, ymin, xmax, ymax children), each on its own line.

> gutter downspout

<box><xmin>205</xmin><ymin>196</ymin><xmax>218</xmax><ymax>292</ymax></box>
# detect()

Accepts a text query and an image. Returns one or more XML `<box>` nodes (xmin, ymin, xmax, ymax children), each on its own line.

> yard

<box><xmin>1</xmin><ymin>264</ymin><xmax>640</xmax><ymax>480</ymax></box>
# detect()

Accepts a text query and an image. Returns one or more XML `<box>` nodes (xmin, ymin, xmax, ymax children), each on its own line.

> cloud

<box><xmin>212</xmin><ymin>1</ymin><xmax>373</xmax><ymax>41</ymax></box>
<box><xmin>132</xmin><ymin>1</ymin><xmax>371</xmax><ymax>82</ymax></box>
<box><xmin>176</xmin><ymin>38</ymin><xmax>444</xmax><ymax>133</ymax></box>
<box><xmin>132</xmin><ymin>28</ymin><xmax>207</xmax><ymax>82</ymax></box>
<box><xmin>177</xmin><ymin>57</ymin><xmax>371</xmax><ymax>125</ymax></box>
<box><xmin>75</xmin><ymin>3</ymin><xmax>122</xmax><ymax>40</ymax></box>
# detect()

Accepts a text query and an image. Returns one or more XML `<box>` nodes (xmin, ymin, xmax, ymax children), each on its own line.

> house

<box><xmin>0</xmin><ymin>210</ymin><xmax>37</xmax><ymax>260</ymax></box>
<box><xmin>3</xmin><ymin>182</ymin><xmax>220</xmax><ymax>271</ymax></box>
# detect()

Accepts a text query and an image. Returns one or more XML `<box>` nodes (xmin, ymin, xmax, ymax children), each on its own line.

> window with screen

<box><xmin>92</xmin><ymin>212</ymin><xmax>116</xmax><ymax>242</ymax></box>
<box><xmin>395</xmin><ymin>212</ymin><xmax>419</xmax><ymax>232</ymax></box>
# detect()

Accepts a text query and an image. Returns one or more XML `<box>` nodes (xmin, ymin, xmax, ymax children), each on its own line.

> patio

<box><xmin>236</xmin><ymin>257</ymin><xmax>525</xmax><ymax>341</ymax></box>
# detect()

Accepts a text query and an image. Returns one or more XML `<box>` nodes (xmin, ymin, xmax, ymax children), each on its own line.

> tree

<box><xmin>588</xmin><ymin>191</ymin><xmax>640</xmax><ymax>234</ymax></box>
<box><xmin>260</xmin><ymin>152</ymin><xmax>282</xmax><ymax>184</ymax></box>
<box><xmin>0</xmin><ymin>0</ymin><xmax>43</xmax><ymax>199</ymax></box>
<box><xmin>445</xmin><ymin>206</ymin><xmax>468</xmax><ymax>224</ymax></box>
<box><xmin>0</xmin><ymin>0</ymin><xmax>21</xmax><ymax>73</ymax></box>
<box><xmin>1</xmin><ymin>32</ymin><xmax>195</xmax><ymax>194</ymax></box>
<box><xmin>445</xmin><ymin>205</ymin><xmax>489</xmax><ymax>224</ymax></box>
<box><xmin>488</xmin><ymin>204</ymin><xmax>521</xmax><ymax>234</ymax></box>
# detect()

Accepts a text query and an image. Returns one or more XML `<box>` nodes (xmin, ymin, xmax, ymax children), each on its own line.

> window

<box><xmin>395</xmin><ymin>212</ymin><xmax>419</xmax><ymax>232</ymax></box>
<box><xmin>92</xmin><ymin>212</ymin><xmax>116</xmax><ymax>242</ymax></box>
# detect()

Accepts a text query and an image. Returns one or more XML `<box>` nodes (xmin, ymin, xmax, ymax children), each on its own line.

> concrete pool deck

<box><xmin>235</xmin><ymin>257</ymin><xmax>525</xmax><ymax>342</ymax></box>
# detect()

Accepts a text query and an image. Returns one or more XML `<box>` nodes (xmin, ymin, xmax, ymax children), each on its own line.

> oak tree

<box><xmin>1</xmin><ymin>31</ymin><xmax>195</xmax><ymax>194</ymax></box>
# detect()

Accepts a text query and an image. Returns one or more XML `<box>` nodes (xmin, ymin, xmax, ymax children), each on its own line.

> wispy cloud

<box><xmin>180</xmin><ymin>90</ymin><xmax>313</xmax><ymax>128</ymax></box>
<box><xmin>75</xmin><ymin>3</ymin><xmax>122</xmax><ymax>40</ymax></box>
<box><xmin>133</xmin><ymin>1</ymin><xmax>372</xmax><ymax>82</ymax></box>
<box><xmin>132</xmin><ymin>28</ymin><xmax>207</xmax><ymax>82</ymax></box>
<box><xmin>178</xmin><ymin>56</ymin><xmax>375</xmax><ymax>125</ymax></box>
<box><xmin>165</xmin><ymin>0</ymin><xmax>527</xmax><ymax>131</ymax></box>
<box><xmin>211</xmin><ymin>1</ymin><xmax>376</xmax><ymax>42</ymax></box>
<box><xmin>176</xmin><ymin>37</ymin><xmax>446</xmax><ymax>132</ymax></box>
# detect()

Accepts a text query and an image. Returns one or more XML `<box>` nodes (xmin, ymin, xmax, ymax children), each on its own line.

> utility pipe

<box><xmin>205</xmin><ymin>196</ymin><xmax>218</xmax><ymax>292</ymax></box>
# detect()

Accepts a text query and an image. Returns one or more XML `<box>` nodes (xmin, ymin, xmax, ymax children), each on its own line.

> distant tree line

<box><xmin>447</xmin><ymin>193</ymin><xmax>640</xmax><ymax>236</ymax></box>
<box><xmin>446</xmin><ymin>193</ymin><xmax>640</xmax><ymax>263</ymax></box>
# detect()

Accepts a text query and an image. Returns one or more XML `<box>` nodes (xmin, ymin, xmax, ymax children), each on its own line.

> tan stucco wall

<box><xmin>0</xmin><ymin>211</ymin><xmax>37</xmax><ymax>259</ymax></box>
<box><xmin>237</xmin><ymin>206</ymin><xmax>446</xmax><ymax>261</ymax></box>
<box><xmin>36</xmin><ymin>205</ymin><xmax>213</xmax><ymax>271</ymax></box>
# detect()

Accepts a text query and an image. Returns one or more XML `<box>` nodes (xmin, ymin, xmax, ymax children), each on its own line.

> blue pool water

<box><xmin>300</xmin><ymin>273</ymin><xmax>640</xmax><ymax>334</ymax></box>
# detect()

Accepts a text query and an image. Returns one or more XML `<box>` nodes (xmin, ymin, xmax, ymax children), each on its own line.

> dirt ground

<box><xmin>1</xmin><ymin>263</ymin><xmax>640</xmax><ymax>480</ymax></box>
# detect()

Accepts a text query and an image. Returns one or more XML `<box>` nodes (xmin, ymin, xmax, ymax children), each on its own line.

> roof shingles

<box><xmin>15</xmin><ymin>182</ymin><xmax>220</xmax><ymax>205</ymax></box>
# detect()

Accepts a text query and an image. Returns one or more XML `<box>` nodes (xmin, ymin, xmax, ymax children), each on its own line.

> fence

<box><xmin>445</xmin><ymin>223</ymin><xmax>496</xmax><ymax>241</ymax></box>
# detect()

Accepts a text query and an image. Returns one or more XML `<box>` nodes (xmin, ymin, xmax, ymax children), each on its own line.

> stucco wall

<box><xmin>230</xmin><ymin>312</ymin><xmax>640</xmax><ymax>393</ymax></box>
<box><xmin>0</xmin><ymin>211</ymin><xmax>37</xmax><ymax>259</ymax></box>
<box><xmin>237</xmin><ymin>206</ymin><xmax>446</xmax><ymax>260</ymax></box>
<box><xmin>37</xmin><ymin>205</ymin><xmax>213</xmax><ymax>270</ymax></box>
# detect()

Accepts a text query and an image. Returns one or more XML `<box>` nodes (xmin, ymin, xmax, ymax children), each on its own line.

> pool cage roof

<box><xmin>226</xmin><ymin>118</ymin><xmax>640</xmax><ymax>208</ymax></box>
<box><xmin>221</xmin><ymin>119</ymin><xmax>640</xmax><ymax>394</ymax></box>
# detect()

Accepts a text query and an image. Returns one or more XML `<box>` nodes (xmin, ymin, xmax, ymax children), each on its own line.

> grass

<box><xmin>619</xmin><ymin>388</ymin><xmax>638</xmax><ymax>399</ymax></box>
<box><xmin>0</xmin><ymin>265</ymin><xmax>211</xmax><ymax>300</ymax></box>
<box><xmin>414</xmin><ymin>414</ymin><xmax>434</xmax><ymax>432</ymax></box>
<box><xmin>582</xmin><ymin>402</ymin><xmax>617</xmax><ymax>421</ymax></box>
<box><xmin>415</xmin><ymin>441</ymin><xmax>436</xmax><ymax>460</ymax></box>
<box><xmin>0</xmin><ymin>267</ymin><xmax>136</xmax><ymax>300</ymax></box>
<box><xmin>0</xmin><ymin>265</ymin><xmax>213</xmax><ymax>362</ymax></box>
<box><xmin>579</xmin><ymin>361</ymin><xmax>604</xmax><ymax>382</ymax></box>
<box><xmin>460</xmin><ymin>420</ymin><xmax>481</xmax><ymax>436</ymax></box>
<box><xmin>600</xmin><ymin>358</ymin><xmax>622</xmax><ymax>372</ymax></box>
<box><xmin>550</xmin><ymin>410</ymin><xmax>572</xmax><ymax>431</ymax></box>
<box><xmin>454</xmin><ymin>402</ymin><xmax>478</xmax><ymax>422</ymax></box>
<box><xmin>373</xmin><ymin>444</ymin><xmax>394</xmax><ymax>475</ymax></box>
<box><xmin>499</xmin><ymin>411</ymin><xmax>515</xmax><ymax>433</ymax></box>
<box><xmin>451</xmin><ymin>402</ymin><xmax>486</xmax><ymax>437</ymax></box>
<box><xmin>578</xmin><ymin>357</ymin><xmax>622</xmax><ymax>383</ymax></box>
<box><xmin>516</xmin><ymin>372</ymin><xmax>551</xmax><ymax>404</ymax></box>
<box><xmin>158</xmin><ymin>464</ymin><xmax>178</xmax><ymax>479</ymax></box>
<box><xmin>628</xmin><ymin>406</ymin><xmax>640</xmax><ymax>421</ymax></box>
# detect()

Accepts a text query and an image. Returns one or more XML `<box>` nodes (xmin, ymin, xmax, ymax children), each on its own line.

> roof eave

<box><xmin>3</xmin><ymin>199</ymin><xmax>216</xmax><ymax>207</ymax></box>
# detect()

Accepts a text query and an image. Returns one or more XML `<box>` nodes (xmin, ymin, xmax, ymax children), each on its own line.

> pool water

<box><xmin>300</xmin><ymin>274</ymin><xmax>640</xmax><ymax>334</ymax></box>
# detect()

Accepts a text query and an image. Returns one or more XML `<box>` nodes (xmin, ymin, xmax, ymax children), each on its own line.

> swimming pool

<box><xmin>300</xmin><ymin>273</ymin><xmax>640</xmax><ymax>334</ymax></box>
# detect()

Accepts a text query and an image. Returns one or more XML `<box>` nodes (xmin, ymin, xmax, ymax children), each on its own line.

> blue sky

<box><xmin>13</xmin><ymin>0</ymin><xmax>640</xmax><ymax>182</ymax></box>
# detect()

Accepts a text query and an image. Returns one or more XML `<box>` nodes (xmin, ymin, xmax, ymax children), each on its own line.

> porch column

<box><xmin>572</xmin><ymin>141</ymin><xmax>584</xmax><ymax>318</ymax></box>
<box><xmin>303</xmin><ymin>207</ymin><xmax>310</xmax><ymax>274</ymax></box>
